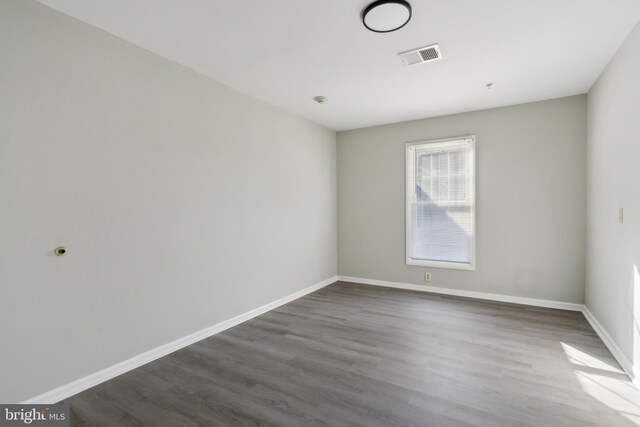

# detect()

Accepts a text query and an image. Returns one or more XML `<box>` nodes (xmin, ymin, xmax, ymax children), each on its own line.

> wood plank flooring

<box><xmin>65</xmin><ymin>282</ymin><xmax>640</xmax><ymax>426</ymax></box>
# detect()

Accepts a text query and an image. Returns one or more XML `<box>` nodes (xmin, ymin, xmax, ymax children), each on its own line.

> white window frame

<box><xmin>405</xmin><ymin>135</ymin><xmax>476</xmax><ymax>271</ymax></box>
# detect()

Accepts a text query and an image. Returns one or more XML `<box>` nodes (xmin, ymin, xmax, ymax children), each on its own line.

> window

<box><xmin>406</xmin><ymin>136</ymin><xmax>475</xmax><ymax>270</ymax></box>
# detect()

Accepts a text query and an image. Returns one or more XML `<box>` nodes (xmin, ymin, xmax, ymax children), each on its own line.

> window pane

<box><xmin>407</xmin><ymin>138</ymin><xmax>475</xmax><ymax>267</ymax></box>
<box><xmin>411</xmin><ymin>203</ymin><xmax>471</xmax><ymax>263</ymax></box>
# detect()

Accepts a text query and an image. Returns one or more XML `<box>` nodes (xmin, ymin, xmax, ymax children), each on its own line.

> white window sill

<box><xmin>406</xmin><ymin>258</ymin><xmax>476</xmax><ymax>271</ymax></box>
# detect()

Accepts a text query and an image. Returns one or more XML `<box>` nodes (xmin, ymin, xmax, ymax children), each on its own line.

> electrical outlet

<box><xmin>424</xmin><ymin>272</ymin><xmax>432</xmax><ymax>282</ymax></box>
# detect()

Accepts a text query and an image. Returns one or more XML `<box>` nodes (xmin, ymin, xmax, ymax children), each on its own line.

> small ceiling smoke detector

<box><xmin>398</xmin><ymin>44</ymin><xmax>442</xmax><ymax>66</ymax></box>
<box><xmin>362</xmin><ymin>0</ymin><xmax>412</xmax><ymax>33</ymax></box>
<box><xmin>313</xmin><ymin>96</ymin><xmax>327</xmax><ymax>104</ymax></box>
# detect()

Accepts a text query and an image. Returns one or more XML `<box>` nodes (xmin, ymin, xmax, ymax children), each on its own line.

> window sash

<box><xmin>405</xmin><ymin>136</ymin><xmax>476</xmax><ymax>270</ymax></box>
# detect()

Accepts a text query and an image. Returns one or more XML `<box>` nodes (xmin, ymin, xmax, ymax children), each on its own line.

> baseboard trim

<box><xmin>22</xmin><ymin>276</ymin><xmax>338</xmax><ymax>404</ymax></box>
<box><xmin>23</xmin><ymin>275</ymin><xmax>637</xmax><ymax>403</ymax></box>
<box><xmin>338</xmin><ymin>276</ymin><xmax>584</xmax><ymax>311</ymax></box>
<box><xmin>581</xmin><ymin>306</ymin><xmax>637</xmax><ymax>385</ymax></box>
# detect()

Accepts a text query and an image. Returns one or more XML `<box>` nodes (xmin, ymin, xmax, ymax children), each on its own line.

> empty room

<box><xmin>2</xmin><ymin>0</ymin><xmax>640</xmax><ymax>425</ymax></box>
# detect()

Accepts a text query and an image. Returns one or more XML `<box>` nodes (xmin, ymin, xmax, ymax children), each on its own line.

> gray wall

<box><xmin>586</xmin><ymin>21</ymin><xmax>640</xmax><ymax>371</ymax></box>
<box><xmin>0</xmin><ymin>0</ymin><xmax>336</xmax><ymax>403</ymax></box>
<box><xmin>338</xmin><ymin>96</ymin><xmax>587</xmax><ymax>303</ymax></box>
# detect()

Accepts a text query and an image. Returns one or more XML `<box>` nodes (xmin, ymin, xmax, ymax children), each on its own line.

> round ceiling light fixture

<box><xmin>362</xmin><ymin>0</ymin><xmax>412</xmax><ymax>33</ymax></box>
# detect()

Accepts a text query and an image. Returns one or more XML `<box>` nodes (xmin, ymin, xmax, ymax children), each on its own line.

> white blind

<box><xmin>406</xmin><ymin>137</ymin><xmax>475</xmax><ymax>267</ymax></box>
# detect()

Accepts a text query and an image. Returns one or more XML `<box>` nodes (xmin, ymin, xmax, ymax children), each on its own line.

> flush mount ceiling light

<box><xmin>362</xmin><ymin>0</ymin><xmax>412</xmax><ymax>33</ymax></box>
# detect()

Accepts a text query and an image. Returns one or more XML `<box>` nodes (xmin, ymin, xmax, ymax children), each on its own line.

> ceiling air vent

<box><xmin>398</xmin><ymin>44</ymin><xmax>442</xmax><ymax>66</ymax></box>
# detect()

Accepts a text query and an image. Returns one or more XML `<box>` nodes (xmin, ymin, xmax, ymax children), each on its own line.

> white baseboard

<box><xmin>581</xmin><ymin>306</ymin><xmax>637</xmax><ymax>385</ymax></box>
<box><xmin>22</xmin><ymin>275</ymin><xmax>638</xmax><ymax>404</ymax></box>
<box><xmin>337</xmin><ymin>276</ymin><xmax>584</xmax><ymax>311</ymax></box>
<box><xmin>22</xmin><ymin>276</ymin><xmax>338</xmax><ymax>404</ymax></box>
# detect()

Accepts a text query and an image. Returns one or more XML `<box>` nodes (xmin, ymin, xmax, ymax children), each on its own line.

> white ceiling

<box><xmin>36</xmin><ymin>0</ymin><xmax>640</xmax><ymax>131</ymax></box>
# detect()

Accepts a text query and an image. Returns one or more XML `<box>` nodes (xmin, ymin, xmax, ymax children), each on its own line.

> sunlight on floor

<box><xmin>575</xmin><ymin>372</ymin><xmax>640</xmax><ymax>425</ymax></box>
<box><xmin>561</xmin><ymin>342</ymin><xmax>622</xmax><ymax>374</ymax></box>
<box><xmin>562</xmin><ymin>342</ymin><xmax>640</xmax><ymax>425</ymax></box>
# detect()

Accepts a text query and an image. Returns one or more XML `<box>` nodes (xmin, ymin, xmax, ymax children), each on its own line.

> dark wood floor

<box><xmin>65</xmin><ymin>282</ymin><xmax>640</xmax><ymax>426</ymax></box>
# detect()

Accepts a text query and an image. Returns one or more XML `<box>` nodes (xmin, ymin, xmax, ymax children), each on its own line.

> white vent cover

<box><xmin>398</xmin><ymin>44</ymin><xmax>442</xmax><ymax>66</ymax></box>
